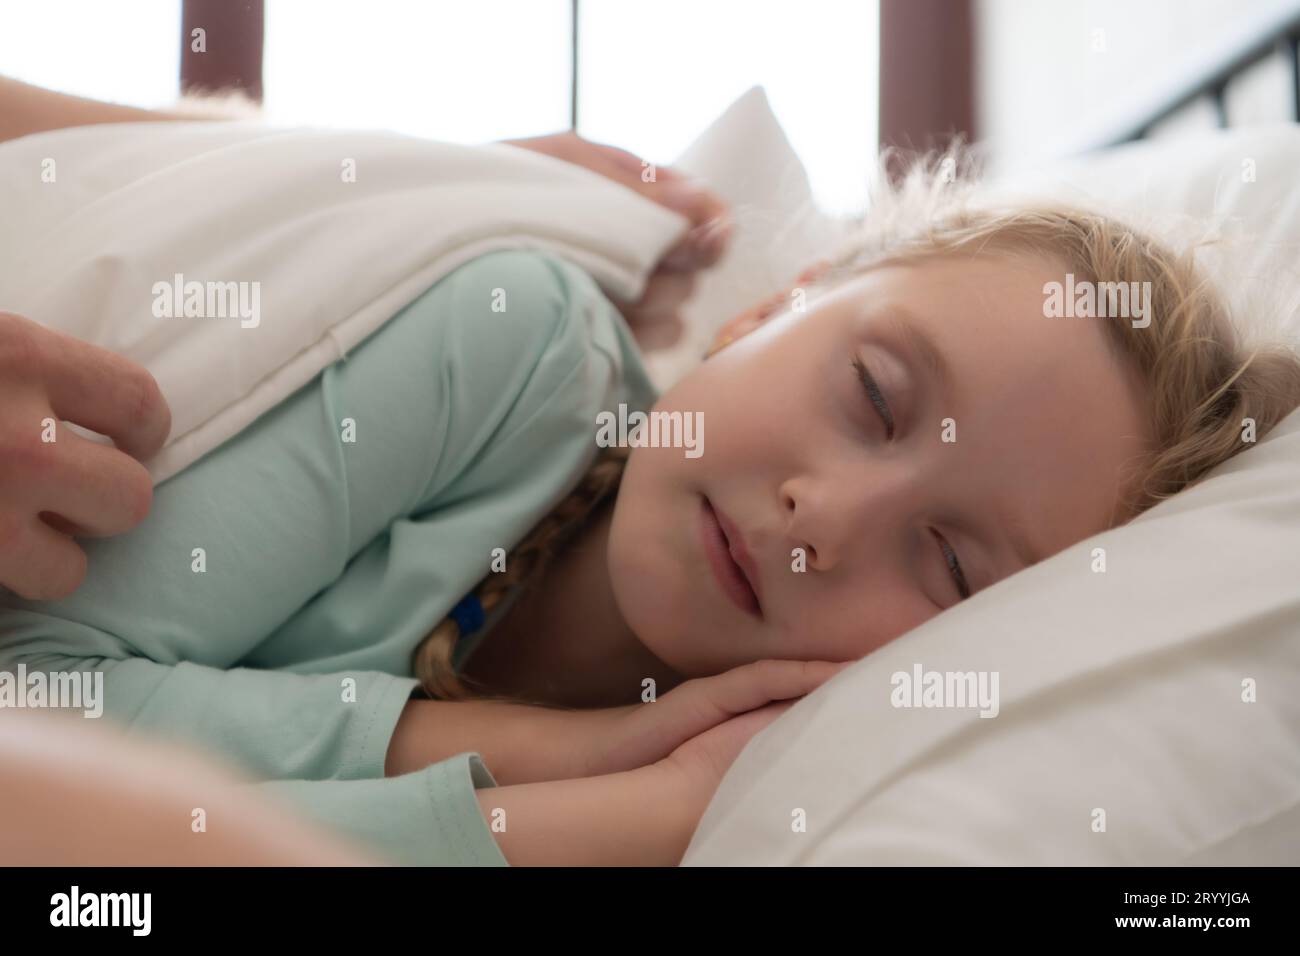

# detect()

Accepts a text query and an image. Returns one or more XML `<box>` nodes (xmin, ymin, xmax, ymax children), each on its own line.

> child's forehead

<box><xmin>837</xmin><ymin>253</ymin><xmax>1069</xmax><ymax>314</ymax></box>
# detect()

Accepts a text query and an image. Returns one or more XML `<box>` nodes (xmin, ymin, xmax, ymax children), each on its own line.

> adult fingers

<box><xmin>0</xmin><ymin>514</ymin><xmax>87</xmax><ymax>600</ymax></box>
<box><xmin>609</xmin><ymin>149</ymin><xmax>728</xmax><ymax>229</ymax></box>
<box><xmin>0</xmin><ymin>314</ymin><xmax>171</xmax><ymax>460</ymax></box>
<box><xmin>657</xmin><ymin>216</ymin><xmax>732</xmax><ymax>272</ymax></box>
<box><xmin>614</xmin><ymin>271</ymin><xmax>693</xmax><ymax>349</ymax></box>
<box><xmin>582</xmin><ymin>142</ymin><xmax>732</xmax><ymax>269</ymax></box>
<box><xmin>34</xmin><ymin>433</ymin><xmax>154</xmax><ymax>536</ymax></box>
<box><xmin>624</xmin><ymin>311</ymin><xmax>684</xmax><ymax>351</ymax></box>
<box><xmin>634</xmin><ymin>269</ymin><xmax>697</xmax><ymax>317</ymax></box>
<box><xmin>649</xmin><ymin>176</ymin><xmax>732</xmax><ymax>272</ymax></box>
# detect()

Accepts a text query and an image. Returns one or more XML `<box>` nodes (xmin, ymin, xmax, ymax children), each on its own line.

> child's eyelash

<box><xmin>933</xmin><ymin>529</ymin><xmax>971</xmax><ymax>600</ymax></box>
<box><xmin>851</xmin><ymin>357</ymin><xmax>895</xmax><ymax>440</ymax></box>
<box><xmin>850</xmin><ymin>356</ymin><xmax>966</xmax><ymax>602</ymax></box>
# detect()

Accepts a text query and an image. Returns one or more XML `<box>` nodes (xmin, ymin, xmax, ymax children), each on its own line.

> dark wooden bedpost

<box><xmin>878</xmin><ymin>0</ymin><xmax>976</xmax><ymax>152</ymax></box>
<box><xmin>180</xmin><ymin>0</ymin><xmax>265</xmax><ymax>101</ymax></box>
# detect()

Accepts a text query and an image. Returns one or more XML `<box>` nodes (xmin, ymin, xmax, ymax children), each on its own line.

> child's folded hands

<box><xmin>576</xmin><ymin>658</ymin><xmax>852</xmax><ymax>778</ymax></box>
<box><xmin>386</xmin><ymin>658</ymin><xmax>852</xmax><ymax>787</ymax></box>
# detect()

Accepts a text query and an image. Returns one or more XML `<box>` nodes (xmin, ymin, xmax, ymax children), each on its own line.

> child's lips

<box><xmin>699</xmin><ymin>496</ymin><xmax>764</xmax><ymax>619</ymax></box>
<box><xmin>713</xmin><ymin>502</ymin><xmax>764</xmax><ymax>606</ymax></box>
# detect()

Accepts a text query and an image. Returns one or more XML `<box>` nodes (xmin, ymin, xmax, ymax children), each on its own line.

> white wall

<box><xmin>975</xmin><ymin>0</ymin><xmax>1300</xmax><ymax>167</ymax></box>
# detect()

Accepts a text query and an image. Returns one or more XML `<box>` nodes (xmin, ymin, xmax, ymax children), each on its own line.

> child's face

<box><xmin>608</xmin><ymin>253</ymin><xmax>1152</xmax><ymax>677</ymax></box>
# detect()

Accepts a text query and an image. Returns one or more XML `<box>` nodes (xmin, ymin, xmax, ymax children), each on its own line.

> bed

<box><xmin>3</xmin><ymin>12</ymin><xmax>1296</xmax><ymax>868</ymax></box>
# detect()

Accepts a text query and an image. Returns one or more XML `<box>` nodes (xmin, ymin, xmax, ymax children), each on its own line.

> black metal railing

<box><xmin>1106</xmin><ymin>6</ymin><xmax>1300</xmax><ymax>146</ymax></box>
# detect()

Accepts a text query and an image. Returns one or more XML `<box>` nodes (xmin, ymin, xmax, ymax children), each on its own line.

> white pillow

<box><xmin>675</xmin><ymin>99</ymin><xmax>1300</xmax><ymax>865</ymax></box>
<box><xmin>985</xmin><ymin>123</ymin><xmax>1300</xmax><ymax>347</ymax></box>
<box><xmin>645</xmin><ymin>87</ymin><xmax>846</xmax><ymax>389</ymax></box>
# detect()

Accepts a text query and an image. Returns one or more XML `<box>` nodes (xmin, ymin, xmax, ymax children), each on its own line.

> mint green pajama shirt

<box><xmin>0</xmin><ymin>250</ymin><xmax>659</xmax><ymax>866</ymax></box>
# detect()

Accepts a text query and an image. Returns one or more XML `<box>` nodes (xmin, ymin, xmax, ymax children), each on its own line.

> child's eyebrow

<box><xmin>876</xmin><ymin>309</ymin><xmax>951</xmax><ymax>401</ymax></box>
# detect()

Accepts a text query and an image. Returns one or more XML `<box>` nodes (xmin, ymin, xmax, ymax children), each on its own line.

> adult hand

<box><xmin>501</xmin><ymin>130</ymin><xmax>733</xmax><ymax>350</ymax></box>
<box><xmin>0</xmin><ymin>312</ymin><xmax>170</xmax><ymax>599</ymax></box>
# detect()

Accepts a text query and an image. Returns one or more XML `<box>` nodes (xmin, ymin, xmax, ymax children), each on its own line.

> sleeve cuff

<box><xmin>343</xmin><ymin>674</ymin><xmax>421</xmax><ymax>779</ymax></box>
<box><xmin>420</xmin><ymin>752</ymin><xmax>510</xmax><ymax>867</ymax></box>
<box><xmin>251</xmin><ymin>751</ymin><xmax>510</xmax><ymax>866</ymax></box>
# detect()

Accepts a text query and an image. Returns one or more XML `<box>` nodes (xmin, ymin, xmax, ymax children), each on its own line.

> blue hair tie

<box><xmin>449</xmin><ymin>594</ymin><xmax>486</xmax><ymax>637</ymax></box>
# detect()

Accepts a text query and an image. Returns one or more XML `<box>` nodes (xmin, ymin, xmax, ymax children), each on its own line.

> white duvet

<box><xmin>0</xmin><ymin>121</ymin><xmax>689</xmax><ymax>483</ymax></box>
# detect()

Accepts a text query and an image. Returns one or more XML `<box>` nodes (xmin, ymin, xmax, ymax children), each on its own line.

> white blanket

<box><xmin>0</xmin><ymin>121</ymin><xmax>688</xmax><ymax>483</ymax></box>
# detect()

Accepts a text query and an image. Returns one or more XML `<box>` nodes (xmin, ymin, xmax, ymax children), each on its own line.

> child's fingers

<box><xmin>659</xmin><ymin>660</ymin><xmax>846</xmax><ymax>746</ymax></box>
<box><xmin>605</xmin><ymin>659</ymin><xmax>854</xmax><ymax>774</ymax></box>
<box><xmin>692</xmin><ymin>659</ymin><xmax>851</xmax><ymax>719</ymax></box>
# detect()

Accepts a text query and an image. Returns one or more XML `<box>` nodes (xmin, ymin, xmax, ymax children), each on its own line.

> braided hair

<box><xmin>412</xmin><ymin>445</ymin><xmax>631</xmax><ymax>702</ymax></box>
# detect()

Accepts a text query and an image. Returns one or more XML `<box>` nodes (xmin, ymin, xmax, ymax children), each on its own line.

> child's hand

<box><xmin>476</xmin><ymin>668</ymin><xmax>849</xmax><ymax>866</ymax></box>
<box><xmin>655</xmin><ymin>698</ymin><xmax>803</xmax><ymax>841</ymax></box>
<box><xmin>580</xmin><ymin>659</ymin><xmax>852</xmax><ymax>778</ymax></box>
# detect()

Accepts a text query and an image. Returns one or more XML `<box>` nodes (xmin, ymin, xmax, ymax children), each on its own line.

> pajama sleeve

<box><xmin>0</xmin><ymin>642</ymin><xmax>416</xmax><ymax>782</ymax></box>
<box><xmin>1</xmin><ymin>645</ymin><xmax>511</xmax><ymax>865</ymax></box>
<box><xmin>252</xmin><ymin>753</ymin><xmax>510</xmax><ymax>866</ymax></box>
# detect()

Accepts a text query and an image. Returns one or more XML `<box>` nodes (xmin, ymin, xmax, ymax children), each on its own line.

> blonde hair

<box><xmin>413</xmin><ymin>149</ymin><xmax>1300</xmax><ymax>701</ymax></box>
<box><xmin>412</xmin><ymin>446</ymin><xmax>630</xmax><ymax>703</ymax></box>
<box><xmin>812</xmin><ymin>148</ymin><xmax>1300</xmax><ymax>517</ymax></box>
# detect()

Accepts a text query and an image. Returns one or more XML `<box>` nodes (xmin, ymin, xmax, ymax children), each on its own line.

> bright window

<box><xmin>263</xmin><ymin>0</ymin><xmax>878</xmax><ymax>213</ymax></box>
<box><xmin>578</xmin><ymin>0</ymin><xmax>879</xmax><ymax>214</ymax></box>
<box><xmin>0</xmin><ymin>0</ymin><xmax>180</xmax><ymax>106</ymax></box>
<box><xmin>262</xmin><ymin>0</ymin><xmax>572</xmax><ymax>142</ymax></box>
<box><xmin>4</xmin><ymin>0</ymin><xmax>878</xmax><ymax>214</ymax></box>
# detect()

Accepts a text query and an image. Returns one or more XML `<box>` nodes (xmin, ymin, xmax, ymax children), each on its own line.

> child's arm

<box><xmin>386</xmin><ymin>697</ymin><xmax>593</xmax><ymax>785</ymax></box>
<box><xmin>385</xmin><ymin>660</ymin><xmax>849</xmax><ymax>786</ymax></box>
<box><xmin>474</xmin><ymin>697</ymin><xmax>808</xmax><ymax>866</ymax></box>
<box><xmin>475</xmin><ymin>763</ymin><xmax>696</xmax><ymax>866</ymax></box>
<box><xmin>0</xmin><ymin>646</ymin><xmax>418</xmax><ymax>784</ymax></box>
<box><xmin>256</xmin><ymin>752</ymin><xmax>696</xmax><ymax>866</ymax></box>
